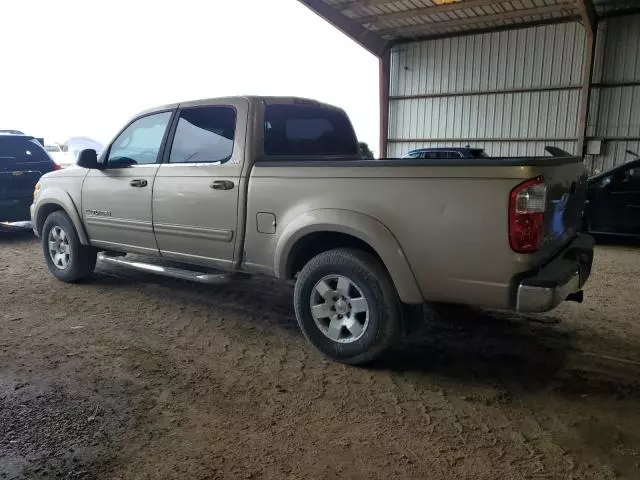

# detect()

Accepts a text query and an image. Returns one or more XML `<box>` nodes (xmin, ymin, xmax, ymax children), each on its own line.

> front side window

<box><xmin>107</xmin><ymin>111</ymin><xmax>172</xmax><ymax>167</ymax></box>
<box><xmin>624</xmin><ymin>166</ymin><xmax>640</xmax><ymax>182</ymax></box>
<box><xmin>169</xmin><ymin>106</ymin><xmax>236</xmax><ymax>164</ymax></box>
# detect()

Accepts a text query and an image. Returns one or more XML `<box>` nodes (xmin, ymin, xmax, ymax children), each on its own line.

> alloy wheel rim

<box><xmin>310</xmin><ymin>274</ymin><xmax>370</xmax><ymax>344</ymax></box>
<box><xmin>48</xmin><ymin>226</ymin><xmax>71</xmax><ymax>270</ymax></box>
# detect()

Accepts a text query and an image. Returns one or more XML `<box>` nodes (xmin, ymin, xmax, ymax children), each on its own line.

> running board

<box><xmin>97</xmin><ymin>253</ymin><xmax>248</xmax><ymax>285</ymax></box>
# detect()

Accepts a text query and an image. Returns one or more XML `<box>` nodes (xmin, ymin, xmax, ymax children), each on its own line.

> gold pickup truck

<box><xmin>31</xmin><ymin>96</ymin><xmax>594</xmax><ymax>364</ymax></box>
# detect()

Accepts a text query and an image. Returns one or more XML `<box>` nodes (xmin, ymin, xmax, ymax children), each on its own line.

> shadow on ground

<box><xmin>83</xmin><ymin>260</ymin><xmax>640</xmax><ymax>400</ymax></box>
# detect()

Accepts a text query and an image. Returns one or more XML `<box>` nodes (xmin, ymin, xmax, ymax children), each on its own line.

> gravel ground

<box><xmin>2</xmin><ymin>225</ymin><xmax>640</xmax><ymax>479</ymax></box>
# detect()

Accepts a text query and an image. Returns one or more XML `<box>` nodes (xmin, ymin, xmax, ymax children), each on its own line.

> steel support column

<box><xmin>379</xmin><ymin>50</ymin><xmax>390</xmax><ymax>158</ymax></box>
<box><xmin>577</xmin><ymin>0</ymin><xmax>597</xmax><ymax>156</ymax></box>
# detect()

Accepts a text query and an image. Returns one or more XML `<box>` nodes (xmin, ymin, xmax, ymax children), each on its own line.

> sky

<box><xmin>0</xmin><ymin>0</ymin><xmax>380</xmax><ymax>153</ymax></box>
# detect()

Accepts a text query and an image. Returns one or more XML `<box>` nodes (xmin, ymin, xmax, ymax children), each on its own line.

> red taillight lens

<box><xmin>509</xmin><ymin>177</ymin><xmax>546</xmax><ymax>253</ymax></box>
<box><xmin>54</xmin><ymin>163</ymin><xmax>63</xmax><ymax>170</ymax></box>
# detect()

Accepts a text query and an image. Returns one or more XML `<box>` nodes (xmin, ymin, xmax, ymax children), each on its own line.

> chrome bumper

<box><xmin>517</xmin><ymin>272</ymin><xmax>581</xmax><ymax>313</ymax></box>
<box><xmin>516</xmin><ymin>234</ymin><xmax>594</xmax><ymax>313</ymax></box>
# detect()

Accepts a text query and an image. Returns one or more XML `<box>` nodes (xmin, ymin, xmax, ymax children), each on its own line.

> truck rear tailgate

<box><xmin>537</xmin><ymin>159</ymin><xmax>588</xmax><ymax>258</ymax></box>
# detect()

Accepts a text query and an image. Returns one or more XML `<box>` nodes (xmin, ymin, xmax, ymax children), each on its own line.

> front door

<box><xmin>615</xmin><ymin>163</ymin><xmax>640</xmax><ymax>235</ymax></box>
<box><xmin>152</xmin><ymin>102</ymin><xmax>245</xmax><ymax>268</ymax></box>
<box><xmin>82</xmin><ymin>110</ymin><xmax>174</xmax><ymax>254</ymax></box>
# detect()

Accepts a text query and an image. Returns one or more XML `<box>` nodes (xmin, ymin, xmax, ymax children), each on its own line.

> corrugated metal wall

<box><xmin>587</xmin><ymin>14</ymin><xmax>640</xmax><ymax>173</ymax></box>
<box><xmin>388</xmin><ymin>22</ymin><xmax>587</xmax><ymax>158</ymax></box>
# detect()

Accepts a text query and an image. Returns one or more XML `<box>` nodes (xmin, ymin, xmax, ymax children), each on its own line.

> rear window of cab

<box><xmin>263</xmin><ymin>104</ymin><xmax>358</xmax><ymax>157</ymax></box>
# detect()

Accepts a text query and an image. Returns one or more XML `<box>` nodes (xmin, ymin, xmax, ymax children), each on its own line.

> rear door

<box><xmin>0</xmin><ymin>136</ymin><xmax>56</xmax><ymax>221</ymax></box>
<box><xmin>152</xmin><ymin>100</ymin><xmax>247</xmax><ymax>268</ymax></box>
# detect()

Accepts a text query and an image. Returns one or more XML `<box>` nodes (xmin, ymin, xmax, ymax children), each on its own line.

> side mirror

<box><xmin>77</xmin><ymin>149</ymin><xmax>100</xmax><ymax>169</ymax></box>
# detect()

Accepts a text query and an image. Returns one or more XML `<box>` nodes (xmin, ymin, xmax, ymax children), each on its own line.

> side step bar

<box><xmin>98</xmin><ymin>253</ymin><xmax>249</xmax><ymax>285</ymax></box>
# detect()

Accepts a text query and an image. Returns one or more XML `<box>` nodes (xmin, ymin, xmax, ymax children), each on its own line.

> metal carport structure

<box><xmin>299</xmin><ymin>0</ymin><xmax>640</xmax><ymax>171</ymax></box>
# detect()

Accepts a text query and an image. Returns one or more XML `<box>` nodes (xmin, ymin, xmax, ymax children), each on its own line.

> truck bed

<box><xmin>245</xmin><ymin>155</ymin><xmax>587</xmax><ymax>309</ymax></box>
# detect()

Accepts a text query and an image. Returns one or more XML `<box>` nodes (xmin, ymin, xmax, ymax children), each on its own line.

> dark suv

<box><xmin>401</xmin><ymin>147</ymin><xmax>489</xmax><ymax>159</ymax></box>
<box><xmin>1</xmin><ymin>134</ymin><xmax>58</xmax><ymax>222</ymax></box>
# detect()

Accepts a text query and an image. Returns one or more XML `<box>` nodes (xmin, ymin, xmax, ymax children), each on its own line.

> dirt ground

<box><xmin>2</xmin><ymin>226</ymin><xmax>640</xmax><ymax>480</ymax></box>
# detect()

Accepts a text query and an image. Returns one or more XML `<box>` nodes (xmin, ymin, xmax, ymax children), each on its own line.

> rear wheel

<box><xmin>293</xmin><ymin>248</ymin><xmax>402</xmax><ymax>365</ymax></box>
<box><xmin>42</xmin><ymin>211</ymin><xmax>96</xmax><ymax>283</ymax></box>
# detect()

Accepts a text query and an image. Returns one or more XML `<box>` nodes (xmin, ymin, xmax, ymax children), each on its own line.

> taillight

<box><xmin>54</xmin><ymin>163</ymin><xmax>63</xmax><ymax>170</ymax></box>
<box><xmin>509</xmin><ymin>177</ymin><xmax>546</xmax><ymax>253</ymax></box>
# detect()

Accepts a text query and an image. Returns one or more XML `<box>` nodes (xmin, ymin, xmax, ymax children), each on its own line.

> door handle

<box><xmin>130</xmin><ymin>179</ymin><xmax>148</xmax><ymax>188</ymax></box>
<box><xmin>211</xmin><ymin>180</ymin><xmax>234</xmax><ymax>190</ymax></box>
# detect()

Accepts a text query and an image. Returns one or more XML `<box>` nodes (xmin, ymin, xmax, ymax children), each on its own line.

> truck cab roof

<box><xmin>139</xmin><ymin>96</ymin><xmax>347</xmax><ymax>117</ymax></box>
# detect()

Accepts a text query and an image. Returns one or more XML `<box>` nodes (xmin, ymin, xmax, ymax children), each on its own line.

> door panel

<box><xmin>82</xmin><ymin>110</ymin><xmax>173</xmax><ymax>253</ymax></box>
<box><xmin>617</xmin><ymin>167</ymin><xmax>640</xmax><ymax>234</ymax></box>
<box><xmin>152</xmin><ymin>102</ymin><xmax>247</xmax><ymax>267</ymax></box>
<box><xmin>590</xmin><ymin>163</ymin><xmax>640</xmax><ymax>234</ymax></box>
<box><xmin>83</xmin><ymin>165</ymin><xmax>159</xmax><ymax>253</ymax></box>
<box><xmin>625</xmin><ymin>191</ymin><xmax>640</xmax><ymax>234</ymax></box>
<box><xmin>153</xmin><ymin>164</ymin><xmax>240</xmax><ymax>265</ymax></box>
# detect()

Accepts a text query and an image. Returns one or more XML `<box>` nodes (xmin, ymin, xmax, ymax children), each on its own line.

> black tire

<box><xmin>293</xmin><ymin>248</ymin><xmax>402</xmax><ymax>365</ymax></box>
<box><xmin>42</xmin><ymin>211</ymin><xmax>97</xmax><ymax>283</ymax></box>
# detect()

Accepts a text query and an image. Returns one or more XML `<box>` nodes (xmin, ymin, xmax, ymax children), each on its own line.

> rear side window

<box><xmin>264</xmin><ymin>104</ymin><xmax>358</xmax><ymax>157</ymax></box>
<box><xmin>0</xmin><ymin>136</ymin><xmax>53</xmax><ymax>166</ymax></box>
<box><xmin>470</xmin><ymin>149</ymin><xmax>489</xmax><ymax>158</ymax></box>
<box><xmin>169</xmin><ymin>106</ymin><xmax>236</xmax><ymax>164</ymax></box>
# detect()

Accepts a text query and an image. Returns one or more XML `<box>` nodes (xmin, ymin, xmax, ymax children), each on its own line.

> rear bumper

<box><xmin>516</xmin><ymin>234</ymin><xmax>594</xmax><ymax>313</ymax></box>
<box><xmin>0</xmin><ymin>197</ymin><xmax>32</xmax><ymax>223</ymax></box>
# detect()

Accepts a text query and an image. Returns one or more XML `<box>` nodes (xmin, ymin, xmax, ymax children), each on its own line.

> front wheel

<box><xmin>293</xmin><ymin>248</ymin><xmax>402</xmax><ymax>365</ymax></box>
<box><xmin>42</xmin><ymin>211</ymin><xmax>97</xmax><ymax>283</ymax></box>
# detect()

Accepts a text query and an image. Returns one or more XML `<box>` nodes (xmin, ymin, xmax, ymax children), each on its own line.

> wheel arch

<box><xmin>34</xmin><ymin>191</ymin><xmax>89</xmax><ymax>245</ymax></box>
<box><xmin>275</xmin><ymin>209</ymin><xmax>423</xmax><ymax>304</ymax></box>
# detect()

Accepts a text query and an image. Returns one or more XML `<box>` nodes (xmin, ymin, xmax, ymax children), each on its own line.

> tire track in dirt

<box><xmin>2</xmin><ymin>235</ymin><xmax>640</xmax><ymax>479</ymax></box>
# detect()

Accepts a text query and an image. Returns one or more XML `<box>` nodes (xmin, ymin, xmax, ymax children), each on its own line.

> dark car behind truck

<box><xmin>402</xmin><ymin>147</ymin><xmax>489</xmax><ymax>159</ymax></box>
<box><xmin>1</xmin><ymin>135</ymin><xmax>58</xmax><ymax>222</ymax></box>
<box><xmin>583</xmin><ymin>158</ymin><xmax>640</xmax><ymax>236</ymax></box>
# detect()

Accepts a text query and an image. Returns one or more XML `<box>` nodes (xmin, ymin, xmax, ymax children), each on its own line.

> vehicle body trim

<box><xmin>154</xmin><ymin>223</ymin><xmax>234</xmax><ymax>242</ymax></box>
<box><xmin>84</xmin><ymin>217</ymin><xmax>153</xmax><ymax>233</ymax></box>
<box><xmin>31</xmin><ymin>188</ymin><xmax>89</xmax><ymax>244</ymax></box>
